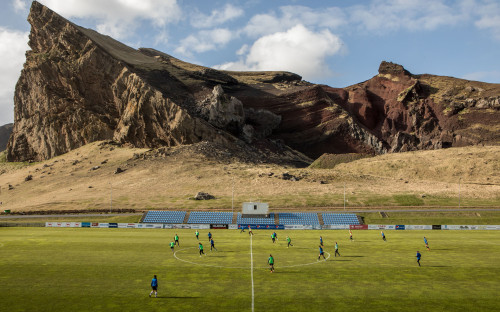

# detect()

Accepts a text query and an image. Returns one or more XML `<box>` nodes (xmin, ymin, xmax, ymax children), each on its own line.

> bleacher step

<box><xmin>183</xmin><ymin>211</ymin><xmax>190</xmax><ymax>224</ymax></box>
<box><xmin>318</xmin><ymin>213</ymin><xmax>324</xmax><ymax>226</ymax></box>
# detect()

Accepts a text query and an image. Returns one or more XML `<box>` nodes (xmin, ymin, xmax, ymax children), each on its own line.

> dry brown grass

<box><xmin>0</xmin><ymin>143</ymin><xmax>499</xmax><ymax>212</ymax></box>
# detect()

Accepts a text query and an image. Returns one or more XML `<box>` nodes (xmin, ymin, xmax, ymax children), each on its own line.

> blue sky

<box><xmin>0</xmin><ymin>0</ymin><xmax>499</xmax><ymax>125</ymax></box>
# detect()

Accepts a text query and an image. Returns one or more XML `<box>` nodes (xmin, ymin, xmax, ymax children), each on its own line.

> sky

<box><xmin>0</xmin><ymin>0</ymin><xmax>499</xmax><ymax>125</ymax></box>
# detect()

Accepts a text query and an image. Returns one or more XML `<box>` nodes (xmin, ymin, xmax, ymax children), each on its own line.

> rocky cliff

<box><xmin>7</xmin><ymin>2</ymin><xmax>500</xmax><ymax>163</ymax></box>
<box><xmin>0</xmin><ymin>123</ymin><xmax>13</xmax><ymax>152</ymax></box>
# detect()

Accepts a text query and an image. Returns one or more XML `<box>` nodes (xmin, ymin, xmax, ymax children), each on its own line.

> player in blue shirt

<box><xmin>149</xmin><ymin>275</ymin><xmax>158</xmax><ymax>298</ymax></box>
<box><xmin>208</xmin><ymin>232</ymin><xmax>212</xmax><ymax>242</ymax></box>
<box><xmin>320</xmin><ymin>236</ymin><xmax>324</xmax><ymax>246</ymax></box>
<box><xmin>424</xmin><ymin>237</ymin><xmax>430</xmax><ymax>251</ymax></box>
<box><xmin>381</xmin><ymin>231</ymin><xmax>386</xmax><ymax>241</ymax></box>
<box><xmin>416</xmin><ymin>251</ymin><xmax>421</xmax><ymax>266</ymax></box>
<box><xmin>210</xmin><ymin>238</ymin><xmax>217</xmax><ymax>251</ymax></box>
<box><xmin>318</xmin><ymin>245</ymin><xmax>326</xmax><ymax>261</ymax></box>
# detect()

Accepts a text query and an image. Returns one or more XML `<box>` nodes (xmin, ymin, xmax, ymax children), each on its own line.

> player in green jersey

<box><xmin>199</xmin><ymin>243</ymin><xmax>205</xmax><ymax>256</ymax></box>
<box><xmin>195</xmin><ymin>230</ymin><xmax>199</xmax><ymax>240</ymax></box>
<box><xmin>174</xmin><ymin>234</ymin><xmax>179</xmax><ymax>246</ymax></box>
<box><xmin>170</xmin><ymin>241</ymin><xmax>175</xmax><ymax>253</ymax></box>
<box><xmin>268</xmin><ymin>254</ymin><xmax>275</xmax><ymax>273</ymax></box>
<box><xmin>286</xmin><ymin>236</ymin><xmax>293</xmax><ymax>248</ymax></box>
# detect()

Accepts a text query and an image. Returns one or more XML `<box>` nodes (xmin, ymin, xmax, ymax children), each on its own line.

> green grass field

<box><xmin>0</xmin><ymin>228</ymin><xmax>499</xmax><ymax>311</ymax></box>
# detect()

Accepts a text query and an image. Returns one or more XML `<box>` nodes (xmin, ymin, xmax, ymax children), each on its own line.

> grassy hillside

<box><xmin>0</xmin><ymin>142</ymin><xmax>499</xmax><ymax>212</ymax></box>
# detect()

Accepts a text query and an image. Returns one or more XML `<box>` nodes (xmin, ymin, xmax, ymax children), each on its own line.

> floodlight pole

<box><xmin>232</xmin><ymin>176</ymin><xmax>234</xmax><ymax>214</ymax></box>
<box><xmin>458</xmin><ymin>178</ymin><xmax>461</xmax><ymax>209</ymax></box>
<box><xmin>110</xmin><ymin>182</ymin><xmax>112</xmax><ymax>214</ymax></box>
<box><xmin>344</xmin><ymin>183</ymin><xmax>346</xmax><ymax>211</ymax></box>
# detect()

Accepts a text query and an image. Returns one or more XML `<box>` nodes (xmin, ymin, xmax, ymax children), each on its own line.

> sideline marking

<box><xmin>173</xmin><ymin>247</ymin><xmax>331</xmax><ymax>269</ymax></box>
<box><xmin>251</xmin><ymin>234</ymin><xmax>254</xmax><ymax>312</ymax></box>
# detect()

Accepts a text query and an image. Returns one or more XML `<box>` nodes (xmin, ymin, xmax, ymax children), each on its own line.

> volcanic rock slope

<box><xmin>0</xmin><ymin>123</ymin><xmax>13</xmax><ymax>152</ymax></box>
<box><xmin>7</xmin><ymin>2</ymin><xmax>500</xmax><ymax>162</ymax></box>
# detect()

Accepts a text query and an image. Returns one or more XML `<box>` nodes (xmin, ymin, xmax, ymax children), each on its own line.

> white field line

<box><xmin>251</xmin><ymin>234</ymin><xmax>254</xmax><ymax>312</ymax></box>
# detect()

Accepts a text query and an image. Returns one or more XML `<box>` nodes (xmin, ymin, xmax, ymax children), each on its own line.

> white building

<box><xmin>241</xmin><ymin>202</ymin><xmax>269</xmax><ymax>218</ymax></box>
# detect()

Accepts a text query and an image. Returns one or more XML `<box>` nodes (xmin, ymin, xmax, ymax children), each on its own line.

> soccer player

<box><xmin>416</xmin><ymin>251</ymin><xmax>421</xmax><ymax>266</ymax></box>
<box><xmin>268</xmin><ymin>254</ymin><xmax>275</xmax><ymax>273</ymax></box>
<box><xmin>210</xmin><ymin>238</ymin><xmax>217</xmax><ymax>251</ymax></box>
<box><xmin>381</xmin><ymin>231</ymin><xmax>386</xmax><ymax>241</ymax></box>
<box><xmin>240</xmin><ymin>226</ymin><xmax>245</xmax><ymax>233</ymax></box>
<box><xmin>199</xmin><ymin>243</ymin><xmax>205</xmax><ymax>256</ymax></box>
<box><xmin>318</xmin><ymin>245</ymin><xmax>326</xmax><ymax>261</ymax></box>
<box><xmin>208</xmin><ymin>231</ymin><xmax>212</xmax><ymax>242</ymax></box>
<box><xmin>334</xmin><ymin>242</ymin><xmax>341</xmax><ymax>257</ymax></box>
<box><xmin>273</xmin><ymin>232</ymin><xmax>278</xmax><ymax>241</ymax></box>
<box><xmin>349</xmin><ymin>230</ymin><xmax>353</xmax><ymax>241</ymax></box>
<box><xmin>320</xmin><ymin>236</ymin><xmax>324</xmax><ymax>246</ymax></box>
<box><xmin>195</xmin><ymin>230</ymin><xmax>199</xmax><ymax>240</ymax></box>
<box><xmin>170</xmin><ymin>241</ymin><xmax>175</xmax><ymax>253</ymax></box>
<box><xmin>286</xmin><ymin>236</ymin><xmax>293</xmax><ymax>248</ymax></box>
<box><xmin>174</xmin><ymin>234</ymin><xmax>179</xmax><ymax>246</ymax></box>
<box><xmin>424</xmin><ymin>237</ymin><xmax>430</xmax><ymax>251</ymax></box>
<box><xmin>149</xmin><ymin>275</ymin><xmax>158</xmax><ymax>298</ymax></box>
<box><xmin>248</xmin><ymin>226</ymin><xmax>253</xmax><ymax>236</ymax></box>
<box><xmin>271</xmin><ymin>232</ymin><xmax>276</xmax><ymax>243</ymax></box>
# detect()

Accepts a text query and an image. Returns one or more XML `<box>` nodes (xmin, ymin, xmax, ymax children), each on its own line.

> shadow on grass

<box><xmin>331</xmin><ymin>259</ymin><xmax>352</xmax><ymax>261</ymax></box>
<box><xmin>343</xmin><ymin>255</ymin><xmax>364</xmax><ymax>258</ymax></box>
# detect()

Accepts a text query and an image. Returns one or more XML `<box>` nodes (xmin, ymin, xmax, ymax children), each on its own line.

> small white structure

<box><xmin>242</xmin><ymin>202</ymin><xmax>269</xmax><ymax>218</ymax></box>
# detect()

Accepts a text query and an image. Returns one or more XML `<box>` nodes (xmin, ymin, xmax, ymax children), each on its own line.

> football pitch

<box><xmin>0</xmin><ymin>228</ymin><xmax>499</xmax><ymax>312</ymax></box>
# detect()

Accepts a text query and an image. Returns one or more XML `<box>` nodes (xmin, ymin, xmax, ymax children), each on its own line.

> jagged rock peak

<box><xmin>378</xmin><ymin>61</ymin><xmax>412</xmax><ymax>77</ymax></box>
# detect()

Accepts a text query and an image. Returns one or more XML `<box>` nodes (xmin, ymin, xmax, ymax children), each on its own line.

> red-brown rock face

<box><xmin>7</xmin><ymin>2</ymin><xmax>500</xmax><ymax>163</ymax></box>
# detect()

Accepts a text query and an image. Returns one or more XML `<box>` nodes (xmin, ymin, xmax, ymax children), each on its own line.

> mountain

<box><xmin>0</xmin><ymin>123</ymin><xmax>13</xmax><ymax>152</ymax></box>
<box><xmin>7</xmin><ymin>2</ymin><xmax>500</xmax><ymax>163</ymax></box>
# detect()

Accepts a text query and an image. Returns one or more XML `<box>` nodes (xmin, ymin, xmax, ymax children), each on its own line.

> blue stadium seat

<box><xmin>143</xmin><ymin>211</ymin><xmax>186</xmax><ymax>223</ymax></box>
<box><xmin>321</xmin><ymin>213</ymin><xmax>360</xmax><ymax>225</ymax></box>
<box><xmin>277</xmin><ymin>213</ymin><xmax>320</xmax><ymax>225</ymax></box>
<box><xmin>187</xmin><ymin>212</ymin><xmax>233</xmax><ymax>224</ymax></box>
<box><xmin>237</xmin><ymin>213</ymin><xmax>275</xmax><ymax>225</ymax></box>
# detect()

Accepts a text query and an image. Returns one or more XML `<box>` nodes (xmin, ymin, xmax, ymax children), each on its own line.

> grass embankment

<box><xmin>0</xmin><ymin>228</ymin><xmax>498</xmax><ymax>311</ymax></box>
<box><xmin>0</xmin><ymin>143</ymin><xmax>499</xmax><ymax>211</ymax></box>
<box><xmin>359</xmin><ymin>211</ymin><xmax>500</xmax><ymax>225</ymax></box>
<box><xmin>0</xmin><ymin>215</ymin><xmax>142</xmax><ymax>224</ymax></box>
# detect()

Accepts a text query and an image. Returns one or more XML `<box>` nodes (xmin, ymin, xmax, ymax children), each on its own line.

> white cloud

<box><xmin>244</xmin><ymin>5</ymin><xmax>346</xmax><ymax>37</ymax></box>
<box><xmin>12</xmin><ymin>0</ymin><xmax>27</xmax><ymax>13</ymax></box>
<box><xmin>236</xmin><ymin>44</ymin><xmax>249</xmax><ymax>56</ymax></box>
<box><xmin>473</xmin><ymin>0</ymin><xmax>500</xmax><ymax>40</ymax></box>
<box><xmin>0</xmin><ymin>28</ymin><xmax>29</xmax><ymax>125</ymax></box>
<box><xmin>190</xmin><ymin>4</ymin><xmax>244</xmax><ymax>28</ymax></box>
<box><xmin>175</xmin><ymin>29</ymin><xmax>235</xmax><ymax>56</ymax></box>
<box><xmin>348</xmin><ymin>0</ymin><xmax>466</xmax><ymax>33</ymax></box>
<box><xmin>462</xmin><ymin>70</ymin><xmax>500</xmax><ymax>83</ymax></box>
<box><xmin>38</xmin><ymin>0</ymin><xmax>181</xmax><ymax>39</ymax></box>
<box><xmin>215</xmin><ymin>25</ymin><xmax>343</xmax><ymax>80</ymax></box>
